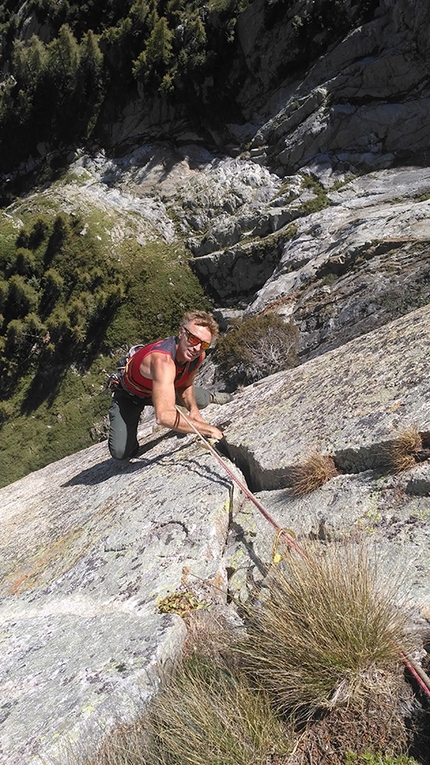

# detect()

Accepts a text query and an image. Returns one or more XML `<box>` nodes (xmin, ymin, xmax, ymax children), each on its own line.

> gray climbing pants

<box><xmin>108</xmin><ymin>386</ymin><xmax>211</xmax><ymax>461</ymax></box>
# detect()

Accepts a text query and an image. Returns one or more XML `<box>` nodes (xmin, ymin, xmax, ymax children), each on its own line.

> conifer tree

<box><xmin>47</xmin><ymin>24</ymin><xmax>80</xmax><ymax>87</ymax></box>
<box><xmin>77</xmin><ymin>30</ymin><xmax>105</xmax><ymax>135</ymax></box>
<box><xmin>12</xmin><ymin>36</ymin><xmax>47</xmax><ymax>92</ymax></box>
<box><xmin>133</xmin><ymin>16</ymin><xmax>173</xmax><ymax>86</ymax></box>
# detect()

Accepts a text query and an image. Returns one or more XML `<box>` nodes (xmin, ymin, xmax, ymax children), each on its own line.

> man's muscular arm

<box><xmin>176</xmin><ymin>375</ymin><xmax>205</xmax><ymax>422</ymax></box>
<box><xmin>150</xmin><ymin>355</ymin><xmax>223</xmax><ymax>440</ymax></box>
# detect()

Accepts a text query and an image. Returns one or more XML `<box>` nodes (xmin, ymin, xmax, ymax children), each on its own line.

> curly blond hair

<box><xmin>181</xmin><ymin>310</ymin><xmax>219</xmax><ymax>339</ymax></box>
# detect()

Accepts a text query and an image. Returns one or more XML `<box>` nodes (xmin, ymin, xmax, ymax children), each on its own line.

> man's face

<box><xmin>178</xmin><ymin>321</ymin><xmax>212</xmax><ymax>363</ymax></box>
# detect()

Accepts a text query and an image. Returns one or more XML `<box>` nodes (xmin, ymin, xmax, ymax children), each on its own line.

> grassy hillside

<box><xmin>0</xmin><ymin>172</ymin><xmax>210</xmax><ymax>487</ymax></box>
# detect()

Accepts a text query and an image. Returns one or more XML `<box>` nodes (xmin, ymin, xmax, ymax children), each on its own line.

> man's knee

<box><xmin>193</xmin><ymin>386</ymin><xmax>211</xmax><ymax>409</ymax></box>
<box><xmin>108</xmin><ymin>392</ymin><xmax>142</xmax><ymax>460</ymax></box>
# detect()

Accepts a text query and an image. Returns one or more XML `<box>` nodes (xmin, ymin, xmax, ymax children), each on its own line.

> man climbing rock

<box><xmin>108</xmin><ymin>310</ymin><xmax>230</xmax><ymax>460</ymax></box>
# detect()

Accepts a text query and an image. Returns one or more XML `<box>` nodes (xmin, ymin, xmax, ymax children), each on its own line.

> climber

<box><xmin>108</xmin><ymin>310</ymin><xmax>230</xmax><ymax>460</ymax></box>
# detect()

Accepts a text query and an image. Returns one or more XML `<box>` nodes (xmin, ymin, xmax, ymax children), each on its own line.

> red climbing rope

<box><xmin>174</xmin><ymin>406</ymin><xmax>430</xmax><ymax>700</ymax></box>
<box><xmin>175</xmin><ymin>406</ymin><xmax>307</xmax><ymax>559</ymax></box>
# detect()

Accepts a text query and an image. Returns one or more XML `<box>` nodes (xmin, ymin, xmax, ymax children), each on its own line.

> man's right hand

<box><xmin>208</xmin><ymin>425</ymin><xmax>224</xmax><ymax>441</ymax></box>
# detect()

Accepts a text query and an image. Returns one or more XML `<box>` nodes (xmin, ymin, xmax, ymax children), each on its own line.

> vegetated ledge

<box><xmin>221</xmin><ymin>432</ymin><xmax>430</xmax><ymax>494</ymax></box>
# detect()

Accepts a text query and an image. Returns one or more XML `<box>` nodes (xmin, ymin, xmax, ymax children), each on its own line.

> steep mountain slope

<box><xmin>0</xmin><ymin>2</ymin><xmax>430</xmax><ymax>761</ymax></box>
<box><xmin>1</xmin><ymin>0</ymin><xmax>430</xmax><ymax>483</ymax></box>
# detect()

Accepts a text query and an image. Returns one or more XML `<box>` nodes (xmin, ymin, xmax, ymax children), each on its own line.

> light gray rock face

<box><xmin>214</xmin><ymin>304</ymin><xmax>430</xmax><ymax>616</ymax></box>
<box><xmin>237</xmin><ymin>0</ymin><xmax>430</xmax><ymax>173</ymax></box>
<box><xmin>1</xmin><ymin>308</ymin><xmax>429</xmax><ymax>762</ymax></box>
<box><xmin>215</xmin><ymin>304</ymin><xmax>430</xmax><ymax>485</ymax></box>
<box><xmin>225</xmin><ymin>468</ymin><xmax>430</xmax><ymax>611</ymax></box>
<box><xmin>174</xmin><ymin>162</ymin><xmax>430</xmax><ymax>341</ymax></box>
<box><xmin>249</xmin><ymin>167</ymin><xmax>430</xmax><ymax>359</ymax></box>
<box><xmin>189</xmin><ymin>235</ymin><xmax>287</xmax><ymax>303</ymax></box>
<box><xmin>0</xmin><ymin>418</ymin><xmax>236</xmax><ymax>764</ymax></box>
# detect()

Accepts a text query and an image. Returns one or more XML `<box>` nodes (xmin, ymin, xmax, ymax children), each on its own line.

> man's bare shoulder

<box><xmin>151</xmin><ymin>351</ymin><xmax>176</xmax><ymax>366</ymax></box>
<box><xmin>140</xmin><ymin>349</ymin><xmax>176</xmax><ymax>382</ymax></box>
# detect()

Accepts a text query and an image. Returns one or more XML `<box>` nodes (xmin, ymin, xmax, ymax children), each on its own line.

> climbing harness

<box><xmin>174</xmin><ymin>405</ymin><xmax>430</xmax><ymax>700</ymax></box>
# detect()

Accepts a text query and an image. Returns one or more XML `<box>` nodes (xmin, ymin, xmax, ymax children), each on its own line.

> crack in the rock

<box><xmin>219</xmin><ymin>440</ymin><xmax>295</xmax><ymax>493</ymax></box>
<box><xmin>220</xmin><ymin>433</ymin><xmax>430</xmax><ymax>494</ymax></box>
<box><xmin>155</xmin><ymin>520</ymin><xmax>189</xmax><ymax>536</ymax></box>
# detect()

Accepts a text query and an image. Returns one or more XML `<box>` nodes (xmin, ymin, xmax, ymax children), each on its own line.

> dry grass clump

<box><xmin>152</xmin><ymin>547</ymin><xmax>419</xmax><ymax>765</ymax></box>
<box><xmin>142</xmin><ymin>656</ymin><xmax>290</xmax><ymax>765</ymax></box>
<box><xmin>235</xmin><ymin>541</ymin><xmax>411</xmax><ymax>723</ymax></box>
<box><xmin>82</xmin><ymin>545</ymin><xmax>421</xmax><ymax>765</ymax></box>
<box><xmin>85</xmin><ymin>719</ymin><xmax>148</xmax><ymax>765</ymax></box>
<box><xmin>384</xmin><ymin>427</ymin><xmax>423</xmax><ymax>473</ymax></box>
<box><xmin>290</xmin><ymin>452</ymin><xmax>339</xmax><ymax>495</ymax></box>
<box><xmin>180</xmin><ymin>608</ymin><xmax>243</xmax><ymax>662</ymax></box>
<box><xmin>86</xmin><ymin>656</ymin><xmax>290</xmax><ymax>765</ymax></box>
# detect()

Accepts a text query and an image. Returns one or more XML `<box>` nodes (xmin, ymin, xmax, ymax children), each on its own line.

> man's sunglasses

<box><xmin>183</xmin><ymin>327</ymin><xmax>211</xmax><ymax>351</ymax></box>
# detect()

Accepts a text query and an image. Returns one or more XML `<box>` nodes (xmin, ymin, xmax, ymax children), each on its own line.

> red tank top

<box><xmin>122</xmin><ymin>336</ymin><xmax>203</xmax><ymax>398</ymax></box>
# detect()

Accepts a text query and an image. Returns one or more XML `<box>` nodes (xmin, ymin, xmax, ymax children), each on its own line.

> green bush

<box><xmin>5</xmin><ymin>318</ymin><xmax>26</xmax><ymax>352</ymax></box>
<box><xmin>0</xmin><ymin>399</ymin><xmax>13</xmax><ymax>425</ymax></box>
<box><xmin>13</xmin><ymin>247</ymin><xmax>37</xmax><ymax>277</ymax></box>
<box><xmin>40</xmin><ymin>267</ymin><xmax>64</xmax><ymax>318</ymax></box>
<box><xmin>0</xmin><ymin>279</ymin><xmax>8</xmax><ymax>313</ymax></box>
<box><xmin>45</xmin><ymin>306</ymin><xmax>72</xmax><ymax>347</ymax></box>
<box><xmin>6</xmin><ymin>274</ymin><xmax>39</xmax><ymax>319</ymax></box>
<box><xmin>215</xmin><ymin>312</ymin><xmax>300</xmax><ymax>388</ymax></box>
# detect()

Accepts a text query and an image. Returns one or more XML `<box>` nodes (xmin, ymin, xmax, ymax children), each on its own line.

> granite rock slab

<box><xmin>0</xmin><ymin>423</ymin><xmax>236</xmax><ymax>764</ymax></box>
<box><xmin>214</xmin><ymin>304</ymin><xmax>430</xmax><ymax>489</ymax></box>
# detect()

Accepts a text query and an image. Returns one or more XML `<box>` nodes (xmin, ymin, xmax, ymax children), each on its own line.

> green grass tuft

<box><xmin>346</xmin><ymin>753</ymin><xmax>420</xmax><ymax>765</ymax></box>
